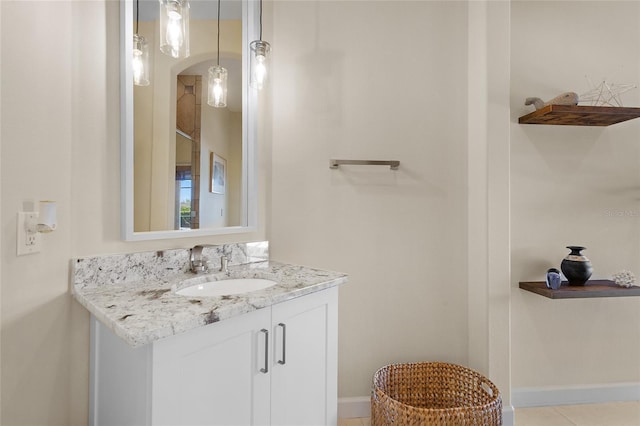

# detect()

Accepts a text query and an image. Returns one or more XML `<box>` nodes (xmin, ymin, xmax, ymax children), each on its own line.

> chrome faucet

<box><xmin>189</xmin><ymin>244</ymin><xmax>214</xmax><ymax>274</ymax></box>
<box><xmin>189</xmin><ymin>245</ymin><xmax>230</xmax><ymax>274</ymax></box>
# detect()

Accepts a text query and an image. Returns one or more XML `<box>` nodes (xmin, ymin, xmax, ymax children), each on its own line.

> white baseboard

<box><xmin>502</xmin><ymin>405</ymin><xmax>515</xmax><ymax>426</ymax></box>
<box><xmin>512</xmin><ymin>383</ymin><xmax>640</xmax><ymax>408</ymax></box>
<box><xmin>338</xmin><ymin>396</ymin><xmax>515</xmax><ymax>425</ymax></box>
<box><xmin>338</xmin><ymin>397</ymin><xmax>370</xmax><ymax>419</ymax></box>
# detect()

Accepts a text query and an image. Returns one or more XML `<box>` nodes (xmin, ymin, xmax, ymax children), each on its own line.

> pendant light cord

<box><xmin>217</xmin><ymin>0</ymin><xmax>221</xmax><ymax>66</ymax></box>
<box><xmin>135</xmin><ymin>0</ymin><xmax>139</xmax><ymax>35</ymax></box>
<box><xmin>259</xmin><ymin>0</ymin><xmax>263</xmax><ymax>40</ymax></box>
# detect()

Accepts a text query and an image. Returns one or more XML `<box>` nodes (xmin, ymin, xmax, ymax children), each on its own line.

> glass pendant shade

<box><xmin>159</xmin><ymin>0</ymin><xmax>190</xmax><ymax>58</ymax></box>
<box><xmin>132</xmin><ymin>34</ymin><xmax>150</xmax><ymax>86</ymax></box>
<box><xmin>249</xmin><ymin>40</ymin><xmax>271</xmax><ymax>90</ymax></box>
<box><xmin>208</xmin><ymin>65</ymin><xmax>228</xmax><ymax>108</ymax></box>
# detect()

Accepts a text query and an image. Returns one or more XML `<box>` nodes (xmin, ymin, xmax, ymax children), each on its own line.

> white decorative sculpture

<box><xmin>612</xmin><ymin>270</ymin><xmax>636</xmax><ymax>288</ymax></box>
<box><xmin>579</xmin><ymin>77</ymin><xmax>637</xmax><ymax>107</ymax></box>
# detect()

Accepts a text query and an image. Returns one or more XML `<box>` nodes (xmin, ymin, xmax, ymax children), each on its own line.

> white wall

<box><xmin>467</xmin><ymin>2</ymin><xmax>512</xmax><ymax>413</ymax></box>
<box><xmin>268</xmin><ymin>0</ymin><xmax>471</xmax><ymax>398</ymax></box>
<box><xmin>228</xmin><ymin>112</ymin><xmax>242</xmax><ymax>226</ymax></box>
<box><xmin>200</xmin><ymin>105</ymin><xmax>242</xmax><ymax>228</ymax></box>
<box><xmin>511</xmin><ymin>1</ymin><xmax>640</xmax><ymax>391</ymax></box>
<box><xmin>1</xmin><ymin>3</ymin><xmax>77</xmax><ymax>424</ymax></box>
<box><xmin>0</xmin><ymin>2</ymin><xmax>266</xmax><ymax>425</ymax></box>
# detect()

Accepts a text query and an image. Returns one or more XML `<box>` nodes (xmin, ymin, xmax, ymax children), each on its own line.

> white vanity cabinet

<box><xmin>90</xmin><ymin>287</ymin><xmax>338</xmax><ymax>426</ymax></box>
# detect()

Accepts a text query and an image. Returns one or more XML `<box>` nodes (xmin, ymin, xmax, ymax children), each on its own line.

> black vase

<box><xmin>560</xmin><ymin>246</ymin><xmax>593</xmax><ymax>286</ymax></box>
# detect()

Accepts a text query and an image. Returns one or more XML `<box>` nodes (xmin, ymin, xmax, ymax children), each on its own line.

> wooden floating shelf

<box><xmin>518</xmin><ymin>105</ymin><xmax>640</xmax><ymax>126</ymax></box>
<box><xmin>519</xmin><ymin>280</ymin><xmax>640</xmax><ymax>299</ymax></box>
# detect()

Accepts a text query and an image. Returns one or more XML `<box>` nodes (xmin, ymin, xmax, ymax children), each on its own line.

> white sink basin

<box><xmin>175</xmin><ymin>278</ymin><xmax>277</xmax><ymax>297</ymax></box>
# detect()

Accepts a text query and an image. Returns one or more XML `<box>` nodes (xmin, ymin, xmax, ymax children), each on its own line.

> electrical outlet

<box><xmin>17</xmin><ymin>212</ymin><xmax>41</xmax><ymax>256</ymax></box>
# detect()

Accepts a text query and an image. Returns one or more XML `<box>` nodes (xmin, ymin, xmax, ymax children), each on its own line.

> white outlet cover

<box><xmin>17</xmin><ymin>212</ymin><xmax>41</xmax><ymax>256</ymax></box>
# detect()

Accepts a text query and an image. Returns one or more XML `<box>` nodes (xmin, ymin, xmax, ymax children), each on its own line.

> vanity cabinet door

<box><xmin>270</xmin><ymin>287</ymin><xmax>338</xmax><ymax>426</ymax></box>
<box><xmin>151</xmin><ymin>307</ymin><xmax>271</xmax><ymax>426</ymax></box>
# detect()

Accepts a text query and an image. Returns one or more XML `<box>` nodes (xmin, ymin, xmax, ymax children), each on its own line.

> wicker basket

<box><xmin>371</xmin><ymin>362</ymin><xmax>502</xmax><ymax>425</ymax></box>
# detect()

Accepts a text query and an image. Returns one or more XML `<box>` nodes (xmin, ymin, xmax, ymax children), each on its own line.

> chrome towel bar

<box><xmin>329</xmin><ymin>159</ymin><xmax>400</xmax><ymax>170</ymax></box>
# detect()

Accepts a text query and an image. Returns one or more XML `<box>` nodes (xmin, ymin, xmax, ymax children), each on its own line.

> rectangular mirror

<box><xmin>121</xmin><ymin>0</ymin><xmax>258</xmax><ymax>241</ymax></box>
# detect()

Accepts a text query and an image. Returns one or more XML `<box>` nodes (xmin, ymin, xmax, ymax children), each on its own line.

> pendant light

<box><xmin>133</xmin><ymin>0</ymin><xmax>150</xmax><ymax>86</ymax></box>
<box><xmin>208</xmin><ymin>0</ymin><xmax>227</xmax><ymax>108</ymax></box>
<box><xmin>249</xmin><ymin>0</ymin><xmax>271</xmax><ymax>90</ymax></box>
<box><xmin>159</xmin><ymin>0</ymin><xmax>190</xmax><ymax>59</ymax></box>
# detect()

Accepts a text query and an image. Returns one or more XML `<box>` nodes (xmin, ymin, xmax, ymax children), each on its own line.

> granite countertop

<box><xmin>72</xmin><ymin>260</ymin><xmax>347</xmax><ymax>347</ymax></box>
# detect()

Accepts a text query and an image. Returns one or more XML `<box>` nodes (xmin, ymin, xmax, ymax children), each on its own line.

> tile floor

<box><xmin>515</xmin><ymin>401</ymin><xmax>640</xmax><ymax>426</ymax></box>
<box><xmin>338</xmin><ymin>401</ymin><xmax>640</xmax><ymax>425</ymax></box>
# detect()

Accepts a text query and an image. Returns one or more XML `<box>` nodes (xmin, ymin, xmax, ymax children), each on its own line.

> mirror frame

<box><xmin>120</xmin><ymin>0</ymin><xmax>258</xmax><ymax>241</ymax></box>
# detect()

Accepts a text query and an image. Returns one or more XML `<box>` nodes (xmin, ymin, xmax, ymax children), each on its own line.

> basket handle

<box><xmin>481</xmin><ymin>381</ymin><xmax>494</xmax><ymax>397</ymax></box>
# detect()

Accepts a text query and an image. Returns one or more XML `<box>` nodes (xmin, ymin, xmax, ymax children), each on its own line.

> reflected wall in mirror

<box><xmin>121</xmin><ymin>0</ymin><xmax>258</xmax><ymax>241</ymax></box>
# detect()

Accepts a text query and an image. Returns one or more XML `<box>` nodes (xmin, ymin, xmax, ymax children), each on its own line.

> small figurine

<box><xmin>545</xmin><ymin>268</ymin><xmax>562</xmax><ymax>290</ymax></box>
<box><xmin>525</xmin><ymin>92</ymin><xmax>579</xmax><ymax>110</ymax></box>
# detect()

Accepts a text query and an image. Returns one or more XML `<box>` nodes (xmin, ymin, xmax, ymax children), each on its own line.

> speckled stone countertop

<box><xmin>71</xmin><ymin>242</ymin><xmax>347</xmax><ymax>347</ymax></box>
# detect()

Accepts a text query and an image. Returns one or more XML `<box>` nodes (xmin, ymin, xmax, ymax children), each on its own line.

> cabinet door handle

<box><xmin>277</xmin><ymin>323</ymin><xmax>286</xmax><ymax>365</ymax></box>
<box><xmin>260</xmin><ymin>329</ymin><xmax>269</xmax><ymax>374</ymax></box>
